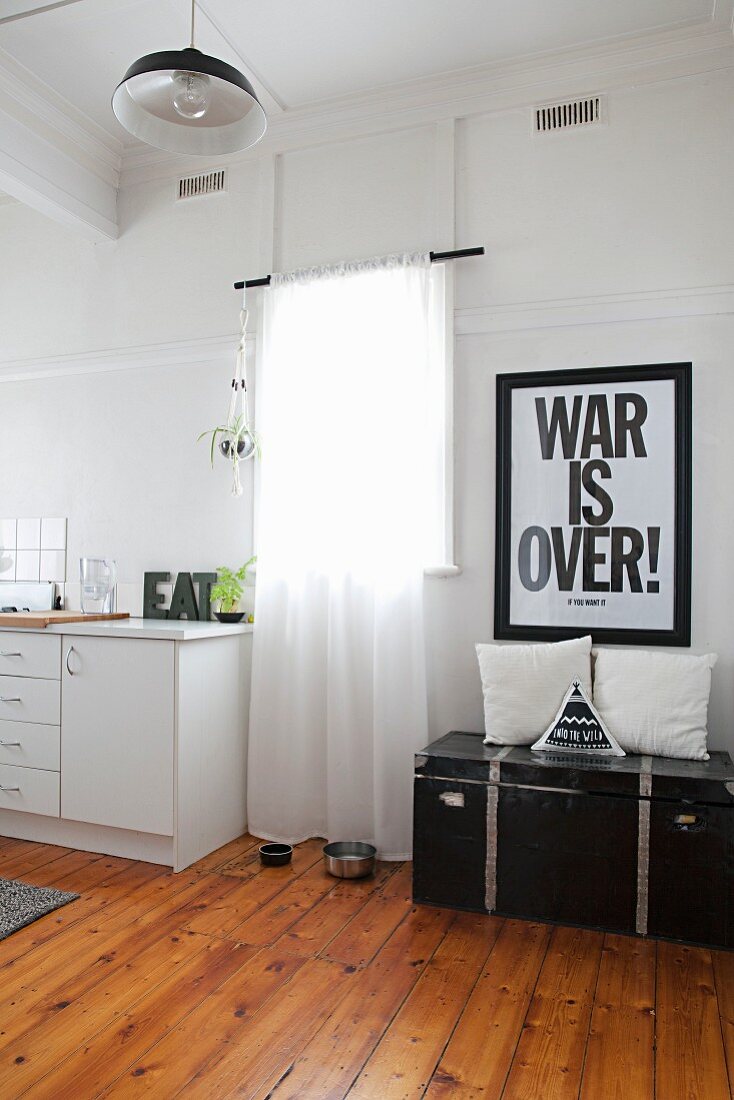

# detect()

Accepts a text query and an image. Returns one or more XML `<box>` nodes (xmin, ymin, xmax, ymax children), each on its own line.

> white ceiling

<box><xmin>0</xmin><ymin>0</ymin><xmax>725</xmax><ymax>146</ymax></box>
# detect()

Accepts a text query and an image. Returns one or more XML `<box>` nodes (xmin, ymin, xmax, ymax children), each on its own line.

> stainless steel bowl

<box><xmin>323</xmin><ymin>841</ymin><xmax>376</xmax><ymax>879</ymax></box>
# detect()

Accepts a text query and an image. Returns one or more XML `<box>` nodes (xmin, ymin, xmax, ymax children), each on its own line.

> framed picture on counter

<box><xmin>494</xmin><ymin>363</ymin><xmax>692</xmax><ymax>646</ymax></box>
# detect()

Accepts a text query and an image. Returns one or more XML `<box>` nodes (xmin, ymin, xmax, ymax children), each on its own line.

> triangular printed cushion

<box><xmin>531</xmin><ymin>678</ymin><xmax>625</xmax><ymax>756</ymax></box>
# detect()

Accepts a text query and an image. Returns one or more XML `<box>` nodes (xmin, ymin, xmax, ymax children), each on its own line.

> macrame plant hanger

<box><xmin>220</xmin><ymin>291</ymin><xmax>257</xmax><ymax>496</ymax></box>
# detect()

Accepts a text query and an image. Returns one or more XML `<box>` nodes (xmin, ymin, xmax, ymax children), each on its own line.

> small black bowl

<box><xmin>259</xmin><ymin>842</ymin><xmax>293</xmax><ymax>867</ymax></box>
<box><xmin>215</xmin><ymin>611</ymin><xmax>245</xmax><ymax>623</ymax></box>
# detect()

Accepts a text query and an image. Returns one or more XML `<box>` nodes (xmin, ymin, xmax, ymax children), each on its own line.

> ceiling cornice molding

<box><xmin>119</xmin><ymin>20</ymin><xmax>734</xmax><ymax>187</ymax></box>
<box><xmin>284</xmin><ymin>19</ymin><xmax>734</xmax><ymax>118</ymax></box>
<box><xmin>0</xmin><ymin>45</ymin><xmax>122</xmax><ymax>186</ymax></box>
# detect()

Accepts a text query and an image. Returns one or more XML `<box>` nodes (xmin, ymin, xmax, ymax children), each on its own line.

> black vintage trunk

<box><xmin>413</xmin><ymin>732</ymin><xmax>734</xmax><ymax>949</ymax></box>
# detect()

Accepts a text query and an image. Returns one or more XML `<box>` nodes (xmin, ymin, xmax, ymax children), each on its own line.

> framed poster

<box><xmin>494</xmin><ymin>363</ymin><xmax>691</xmax><ymax>646</ymax></box>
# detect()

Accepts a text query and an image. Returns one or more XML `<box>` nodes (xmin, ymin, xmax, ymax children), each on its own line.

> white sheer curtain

<box><xmin>247</xmin><ymin>253</ymin><xmax>444</xmax><ymax>859</ymax></box>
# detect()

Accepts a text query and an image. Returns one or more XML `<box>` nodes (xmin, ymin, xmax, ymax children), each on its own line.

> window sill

<box><xmin>246</xmin><ymin>564</ymin><xmax>462</xmax><ymax>579</ymax></box>
<box><xmin>424</xmin><ymin>564</ymin><xmax>462</xmax><ymax>579</ymax></box>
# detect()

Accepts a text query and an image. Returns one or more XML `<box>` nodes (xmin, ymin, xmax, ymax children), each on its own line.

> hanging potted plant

<box><xmin>210</xmin><ymin>556</ymin><xmax>257</xmax><ymax>623</ymax></box>
<box><xmin>198</xmin><ymin>414</ymin><xmax>260</xmax><ymax>497</ymax></box>
<box><xmin>199</xmin><ymin>304</ymin><xmax>259</xmax><ymax>496</ymax></box>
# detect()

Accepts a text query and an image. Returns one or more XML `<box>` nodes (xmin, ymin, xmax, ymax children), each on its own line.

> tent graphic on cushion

<box><xmin>531</xmin><ymin>679</ymin><xmax>625</xmax><ymax>756</ymax></box>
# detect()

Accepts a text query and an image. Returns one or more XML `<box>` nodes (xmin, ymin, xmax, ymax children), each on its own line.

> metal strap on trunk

<box><xmin>636</xmin><ymin>755</ymin><xmax>653</xmax><ymax>935</ymax></box>
<box><xmin>485</xmin><ymin>746</ymin><xmax>512</xmax><ymax>911</ymax></box>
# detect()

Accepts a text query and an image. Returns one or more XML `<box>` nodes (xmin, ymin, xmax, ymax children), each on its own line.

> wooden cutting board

<box><xmin>0</xmin><ymin>610</ymin><xmax>131</xmax><ymax>629</ymax></box>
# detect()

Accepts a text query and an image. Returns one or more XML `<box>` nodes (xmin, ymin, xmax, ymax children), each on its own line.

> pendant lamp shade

<box><xmin>112</xmin><ymin>47</ymin><xmax>266</xmax><ymax>155</ymax></box>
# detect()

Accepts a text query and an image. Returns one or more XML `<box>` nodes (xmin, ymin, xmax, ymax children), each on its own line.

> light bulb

<box><xmin>172</xmin><ymin>71</ymin><xmax>210</xmax><ymax>119</ymax></box>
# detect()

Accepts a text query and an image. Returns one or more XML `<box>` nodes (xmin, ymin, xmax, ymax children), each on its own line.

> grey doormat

<box><xmin>0</xmin><ymin>877</ymin><xmax>79</xmax><ymax>940</ymax></box>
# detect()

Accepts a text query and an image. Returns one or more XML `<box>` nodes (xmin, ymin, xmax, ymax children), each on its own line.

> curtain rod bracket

<box><xmin>233</xmin><ymin>246</ymin><xmax>485</xmax><ymax>290</ymax></box>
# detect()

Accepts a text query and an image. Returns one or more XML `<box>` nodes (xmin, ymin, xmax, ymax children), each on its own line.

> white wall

<box><xmin>0</xmin><ymin>362</ymin><xmax>255</xmax><ymax>613</ymax></box>
<box><xmin>1</xmin><ymin>57</ymin><xmax>733</xmax><ymax>750</ymax></box>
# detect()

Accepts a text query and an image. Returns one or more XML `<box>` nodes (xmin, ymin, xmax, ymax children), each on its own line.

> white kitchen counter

<box><xmin>0</xmin><ymin>614</ymin><xmax>252</xmax><ymax>871</ymax></box>
<box><xmin>0</xmin><ymin>617</ymin><xmax>253</xmax><ymax>641</ymax></box>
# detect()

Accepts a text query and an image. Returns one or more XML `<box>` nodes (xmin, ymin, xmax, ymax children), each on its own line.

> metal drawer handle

<box><xmin>439</xmin><ymin>791</ymin><xmax>465</xmax><ymax>808</ymax></box>
<box><xmin>0</xmin><ymin>696</ymin><xmax>21</xmax><ymax>703</ymax></box>
<box><xmin>0</xmin><ymin>741</ymin><xmax>21</xmax><ymax>747</ymax></box>
<box><xmin>65</xmin><ymin>646</ymin><xmax>76</xmax><ymax>676</ymax></box>
<box><xmin>673</xmin><ymin>813</ymin><xmax>705</xmax><ymax>831</ymax></box>
<box><xmin>0</xmin><ymin>785</ymin><xmax>20</xmax><ymax>792</ymax></box>
<box><xmin>0</xmin><ymin>651</ymin><xmax>21</xmax><ymax>657</ymax></box>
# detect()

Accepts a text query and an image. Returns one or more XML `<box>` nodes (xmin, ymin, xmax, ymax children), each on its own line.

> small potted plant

<box><xmin>210</xmin><ymin>557</ymin><xmax>256</xmax><ymax>623</ymax></box>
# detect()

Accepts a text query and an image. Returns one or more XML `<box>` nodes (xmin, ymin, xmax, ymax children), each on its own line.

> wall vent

<box><xmin>176</xmin><ymin>169</ymin><xmax>228</xmax><ymax>200</ymax></box>
<box><xmin>534</xmin><ymin>95</ymin><xmax>604</xmax><ymax>133</ymax></box>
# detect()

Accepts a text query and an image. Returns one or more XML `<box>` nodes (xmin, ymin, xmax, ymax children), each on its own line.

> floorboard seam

<box><xmin>498</xmin><ymin>921</ymin><xmax>554</xmax><ymax>1100</ymax></box>
<box><xmin>421</xmin><ymin>916</ymin><xmax>506</xmax><ymax>1099</ymax></box>
<box><xmin>653</xmin><ymin>938</ymin><xmax>659</xmax><ymax>1100</ymax></box>
<box><xmin>576</xmin><ymin>930</ymin><xmax>606</xmax><ymax>1100</ymax></box>
<box><xmin>174</xmin><ymin>954</ymin><xmax>359</xmax><ymax>1100</ymax></box>
<box><xmin>269</xmin><ymin>861</ymin><xmax>404</xmax><ymax>960</ymax></box>
<box><xmin>12</xmin><ymin>936</ymin><xmax>226</xmax><ymax>1100</ymax></box>
<box><xmin>199</xmin><ymin>835</ymin><xmax>264</xmax><ymax>875</ymax></box>
<box><xmin>341</xmin><ymin>909</ymin><xmax>459</xmax><ymax>1098</ymax></box>
<box><xmin>63</xmin><ymin>942</ymin><xmax>273</xmax><ymax>1100</ymax></box>
<box><xmin>711</xmin><ymin>951</ymin><xmax>734</xmax><ymax>1100</ymax></box>
<box><xmin>0</xmin><ymin>862</ymin><xmax>170</xmax><ymax>974</ymax></box>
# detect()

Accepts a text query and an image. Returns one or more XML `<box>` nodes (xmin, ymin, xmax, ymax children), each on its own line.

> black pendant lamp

<box><xmin>112</xmin><ymin>0</ymin><xmax>266</xmax><ymax>156</ymax></box>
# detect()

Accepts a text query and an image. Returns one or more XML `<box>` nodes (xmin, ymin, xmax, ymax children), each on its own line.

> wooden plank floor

<box><xmin>0</xmin><ymin>834</ymin><xmax>732</xmax><ymax>1099</ymax></box>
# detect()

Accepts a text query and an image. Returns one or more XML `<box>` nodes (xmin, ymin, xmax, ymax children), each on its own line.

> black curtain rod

<box><xmin>233</xmin><ymin>245</ymin><xmax>485</xmax><ymax>290</ymax></box>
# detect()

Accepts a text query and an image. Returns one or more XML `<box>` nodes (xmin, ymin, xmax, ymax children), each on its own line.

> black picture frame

<box><xmin>494</xmin><ymin>363</ymin><xmax>692</xmax><ymax>646</ymax></box>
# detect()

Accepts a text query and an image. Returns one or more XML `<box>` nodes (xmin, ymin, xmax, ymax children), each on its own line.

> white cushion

<box><xmin>476</xmin><ymin>636</ymin><xmax>592</xmax><ymax>746</ymax></box>
<box><xmin>592</xmin><ymin>648</ymin><xmax>717</xmax><ymax>761</ymax></box>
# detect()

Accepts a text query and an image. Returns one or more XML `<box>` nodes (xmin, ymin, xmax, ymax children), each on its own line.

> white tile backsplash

<box><xmin>16</xmin><ymin>549</ymin><xmax>40</xmax><ymax>581</ymax></box>
<box><xmin>0</xmin><ymin>517</ymin><xmax>68</xmax><ymax>591</ymax></box>
<box><xmin>40</xmin><ymin>549</ymin><xmax>66</xmax><ymax>583</ymax></box>
<box><xmin>0</xmin><ymin>548</ymin><xmax>16</xmax><ymax>580</ymax></box>
<box><xmin>64</xmin><ymin>581</ymin><xmax>81</xmax><ymax>609</ymax></box>
<box><xmin>41</xmin><ymin>517</ymin><xmax>67</xmax><ymax>550</ymax></box>
<box><xmin>17</xmin><ymin>518</ymin><xmax>41</xmax><ymax>550</ymax></box>
<box><xmin>0</xmin><ymin>519</ymin><xmax>16</xmax><ymax>549</ymax></box>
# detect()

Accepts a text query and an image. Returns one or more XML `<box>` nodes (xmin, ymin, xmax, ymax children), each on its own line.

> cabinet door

<box><xmin>61</xmin><ymin>636</ymin><xmax>174</xmax><ymax>835</ymax></box>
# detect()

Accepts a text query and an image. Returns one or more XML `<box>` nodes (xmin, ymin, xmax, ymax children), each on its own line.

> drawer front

<box><xmin>413</xmin><ymin>776</ymin><xmax>488</xmax><ymax>912</ymax></box>
<box><xmin>0</xmin><ymin>676</ymin><xmax>60</xmax><ymax>726</ymax></box>
<box><xmin>496</xmin><ymin>787</ymin><xmax>638</xmax><ymax>934</ymax></box>
<box><xmin>0</xmin><ymin>721</ymin><xmax>60</xmax><ymax>771</ymax></box>
<box><xmin>0</xmin><ymin>762</ymin><xmax>60</xmax><ymax>818</ymax></box>
<box><xmin>648</xmin><ymin>801</ymin><xmax>734</xmax><ymax>948</ymax></box>
<box><xmin>0</xmin><ymin>633</ymin><xmax>60</xmax><ymax>680</ymax></box>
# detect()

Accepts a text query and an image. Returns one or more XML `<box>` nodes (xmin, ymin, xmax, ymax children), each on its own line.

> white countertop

<box><xmin>0</xmin><ymin>617</ymin><xmax>254</xmax><ymax>641</ymax></box>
